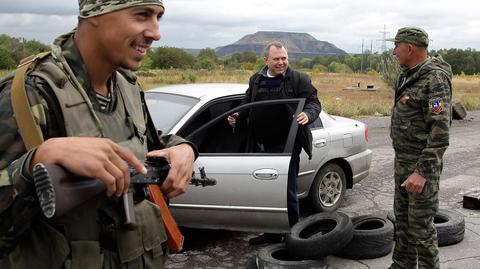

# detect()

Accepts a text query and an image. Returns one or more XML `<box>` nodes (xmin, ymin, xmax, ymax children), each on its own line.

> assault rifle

<box><xmin>32</xmin><ymin>157</ymin><xmax>216</xmax><ymax>229</ymax></box>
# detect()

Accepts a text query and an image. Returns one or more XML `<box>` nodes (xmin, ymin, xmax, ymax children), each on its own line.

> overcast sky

<box><xmin>1</xmin><ymin>0</ymin><xmax>479</xmax><ymax>54</ymax></box>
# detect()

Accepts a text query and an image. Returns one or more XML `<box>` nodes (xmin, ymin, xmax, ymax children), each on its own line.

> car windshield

<box><xmin>145</xmin><ymin>92</ymin><xmax>199</xmax><ymax>133</ymax></box>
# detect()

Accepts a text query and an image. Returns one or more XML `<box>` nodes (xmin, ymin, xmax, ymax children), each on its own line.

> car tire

<box><xmin>310</xmin><ymin>163</ymin><xmax>347</xmax><ymax>212</ymax></box>
<box><xmin>285</xmin><ymin>212</ymin><xmax>353</xmax><ymax>259</ymax></box>
<box><xmin>386</xmin><ymin>208</ymin><xmax>465</xmax><ymax>247</ymax></box>
<box><xmin>335</xmin><ymin>214</ymin><xmax>394</xmax><ymax>259</ymax></box>
<box><xmin>256</xmin><ymin>243</ymin><xmax>327</xmax><ymax>269</ymax></box>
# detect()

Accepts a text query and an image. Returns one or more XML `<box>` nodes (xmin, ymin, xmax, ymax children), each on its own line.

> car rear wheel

<box><xmin>310</xmin><ymin>163</ymin><xmax>347</xmax><ymax>212</ymax></box>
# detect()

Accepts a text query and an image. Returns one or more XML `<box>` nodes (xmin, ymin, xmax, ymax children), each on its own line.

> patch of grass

<box><xmin>3</xmin><ymin>68</ymin><xmax>477</xmax><ymax>117</ymax></box>
<box><xmin>0</xmin><ymin>70</ymin><xmax>12</xmax><ymax>78</ymax></box>
<box><xmin>137</xmin><ymin>69</ymin><xmax>252</xmax><ymax>90</ymax></box>
<box><xmin>308</xmin><ymin>72</ymin><xmax>393</xmax><ymax>117</ymax></box>
<box><xmin>138</xmin><ymin>69</ymin><xmax>480</xmax><ymax>117</ymax></box>
<box><xmin>452</xmin><ymin>74</ymin><xmax>480</xmax><ymax>110</ymax></box>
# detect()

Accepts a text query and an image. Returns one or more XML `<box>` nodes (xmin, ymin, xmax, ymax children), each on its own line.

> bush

<box><xmin>151</xmin><ymin>47</ymin><xmax>196</xmax><ymax>69</ymax></box>
<box><xmin>328</xmin><ymin>62</ymin><xmax>353</xmax><ymax>74</ymax></box>
<box><xmin>182</xmin><ymin>70</ymin><xmax>197</xmax><ymax>83</ymax></box>
<box><xmin>379</xmin><ymin>51</ymin><xmax>401</xmax><ymax>88</ymax></box>
<box><xmin>194</xmin><ymin>58</ymin><xmax>216</xmax><ymax>70</ymax></box>
<box><xmin>0</xmin><ymin>45</ymin><xmax>16</xmax><ymax>69</ymax></box>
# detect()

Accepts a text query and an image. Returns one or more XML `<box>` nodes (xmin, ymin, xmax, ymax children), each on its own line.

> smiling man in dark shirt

<box><xmin>229</xmin><ymin>41</ymin><xmax>321</xmax><ymax>244</ymax></box>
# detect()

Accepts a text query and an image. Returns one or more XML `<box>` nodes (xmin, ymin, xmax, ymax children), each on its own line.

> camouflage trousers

<box><xmin>390</xmin><ymin>157</ymin><xmax>440</xmax><ymax>269</ymax></box>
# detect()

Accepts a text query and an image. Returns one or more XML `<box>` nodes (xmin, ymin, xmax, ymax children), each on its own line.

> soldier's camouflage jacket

<box><xmin>0</xmin><ymin>31</ymin><xmax>196</xmax><ymax>259</ymax></box>
<box><xmin>390</xmin><ymin>55</ymin><xmax>452</xmax><ymax>178</ymax></box>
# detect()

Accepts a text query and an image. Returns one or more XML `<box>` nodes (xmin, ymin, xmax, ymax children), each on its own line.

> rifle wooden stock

<box><xmin>148</xmin><ymin>184</ymin><xmax>184</xmax><ymax>253</ymax></box>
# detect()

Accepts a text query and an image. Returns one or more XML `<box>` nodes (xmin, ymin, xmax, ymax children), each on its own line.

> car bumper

<box><xmin>345</xmin><ymin>149</ymin><xmax>373</xmax><ymax>185</ymax></box>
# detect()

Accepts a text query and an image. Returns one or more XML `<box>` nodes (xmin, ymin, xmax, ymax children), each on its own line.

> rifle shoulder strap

<box><xmin>141</xmin><ymin>91</ymin><xmax>184</xmax><ymax>253</ymax></box>
<box><xmin>11</xmin><ymin>51</ymin><xmax>51</xmax><ymax>150</ymax></box>
<box><xmin>141</xmin><ymin>91</ymin><xmax>164</xmax><ymax>150</ymax></box>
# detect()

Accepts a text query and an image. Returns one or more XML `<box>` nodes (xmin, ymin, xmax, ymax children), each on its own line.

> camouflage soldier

<box><xmin>0</xmin><ymin>0</ymin><xmax>197</xmax><ymax>268</ymax></box>
<box><xmin>388</xmin><ymin>27</ymin><xmax>452</xmax><ymax>269</ymax></box>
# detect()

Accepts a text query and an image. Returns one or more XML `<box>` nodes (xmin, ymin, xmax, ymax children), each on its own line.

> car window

<box><xmin>145</xmin><ymin>92</ymin><xmax>199</xmax><ymax>133</ymax></box>
<box><xmin>178</xmin><ymin>98</ymin><xmax>245</xmax><ymax>153</ymax></box>
<box><xmin>311</xmin><ymin>117</ymin><xmax>324</xmax><ymax>129</ymax></box>
<box><xmin>183</xmin><ymin>99</ymin><xmax>305</xmax><ymax>155</ymax></box>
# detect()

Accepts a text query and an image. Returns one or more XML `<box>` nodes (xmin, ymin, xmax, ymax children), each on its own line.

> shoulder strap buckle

<box><xmin>11</xmin><ymin>51</ymin><xmax>52</xmax><ymax>150</ymax></box>
<box><xmin>18</xmin><ymin>51</ymin><xmax>51</xmax><ymax>68</ymax></box>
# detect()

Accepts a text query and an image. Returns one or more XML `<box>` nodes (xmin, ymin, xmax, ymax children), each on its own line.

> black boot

<box><xmin>248</xmin><ymin>233</ymin><xmax>283</xmax><ymax>245</ymax></box>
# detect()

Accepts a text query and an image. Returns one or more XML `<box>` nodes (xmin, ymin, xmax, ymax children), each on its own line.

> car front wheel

<box><xmin>310</xmin><ymin>163</ymin><xmax>347</xmax><ymax>212</ymax></box>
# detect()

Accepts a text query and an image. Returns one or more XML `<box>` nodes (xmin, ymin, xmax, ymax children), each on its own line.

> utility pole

<box><xmin>370</xmin><ymin>40</ymin><xmax>373</xmax><ymax>70</ymax></box>
<box><xmin>360</xmin><ymin>39</ymin><xmax>364</xmax><ymax>73</ymax></box>
<box><xmin>378</xmin><ymin>24</ymin><xmax>389</xmax><ymax>53</ymax></box>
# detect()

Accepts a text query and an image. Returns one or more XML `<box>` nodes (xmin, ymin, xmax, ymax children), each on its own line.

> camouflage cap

<box><xmin>79</xmin><ymin>0</ymin><xmax>164</xmax><ymax>18</ymax></box>
<box><xmin>386</xmin><ymin>27</ymin><xmax>429</xmax><ymax>47</ymax></box>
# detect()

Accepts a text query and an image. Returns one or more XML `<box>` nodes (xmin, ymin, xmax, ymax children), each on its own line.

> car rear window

<box><xmin>145</xmin><ymin>92</ymin><xmax>199</xmax><ymax>133</ymax></box>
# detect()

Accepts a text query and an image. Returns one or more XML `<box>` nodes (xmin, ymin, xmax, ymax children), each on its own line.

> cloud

<box><xmin>0</xmin><ymin>1</ymin><xmax>76</xmax><ymax>15</ymax></box>
<box><xmin>1</xmin><ymin>0</ymin><xmax>479</xmax><ymax>53</ymax></box>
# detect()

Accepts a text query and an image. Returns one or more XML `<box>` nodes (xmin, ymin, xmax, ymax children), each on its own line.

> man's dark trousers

<box><xmin>256</xmin><ymin>143</ymin><xmax>301</xmax><ymax>227</ymax></box>
<box><xmin>287</xmin><ymin>145</ymin><xmax>301</xmax><ymax>226</ymax></box>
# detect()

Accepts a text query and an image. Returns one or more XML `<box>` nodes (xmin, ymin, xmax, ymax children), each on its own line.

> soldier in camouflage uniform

<box><xmin>387</xmin><ymin>27</ymin><xmax>452</xmax><ymax>269</ymax></box>
<box><xmin>0</xmin><ymin>1</ymin><xmax>197</xmax><ymax>268</ymax></box>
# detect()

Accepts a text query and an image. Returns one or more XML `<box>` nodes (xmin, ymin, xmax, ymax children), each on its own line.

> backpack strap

<box><xmin>10</xmin><ymin>52</ymin><xmax>51</xmax><ymax>150</ymax></box>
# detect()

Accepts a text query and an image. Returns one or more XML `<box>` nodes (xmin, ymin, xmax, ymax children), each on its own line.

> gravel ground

<box><xmin>166</xmin><ymin>111</ymin><xmax>480</xmax><ymax>269</ymax></box>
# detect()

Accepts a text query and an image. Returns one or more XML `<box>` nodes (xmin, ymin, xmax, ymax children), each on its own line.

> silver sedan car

<box><xmin>145</xmin><ymin>83</ymin><xmax>372</xmax><ymax>233</ymax></box>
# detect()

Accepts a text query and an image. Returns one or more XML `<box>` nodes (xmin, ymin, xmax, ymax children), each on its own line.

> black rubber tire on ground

<box><xmin>452</xmin><ymin>102</ymin><xmax>467</xmax><ymax>120</ymax></box>
<box><xmin>310</xmin><ymin>163</ymin><xmax>347</xmax><ymax>213</ymax></box>
<box><xmin>387</xmin><ymin>210</ymin><xmax>396</xmax><ymax>223</ymax></box>
<box><xmin>386</xmin><ymin>208</ymin><xmax>465</xmax><ymax>247</ymax></box>
<box><xmin>386</xmin><ymin>210</ymin><xmax>396</xmax><ymax>240</ymax></box>
<box><xmin>256</xmin><ymin>243</ymin><xmax>327</xmax><ymax>269</ymax></box>
<box><xmin>285</xmin><ymin>212</ymin><xmax>353</xmax><ymax>260</ymax></box>
<box><xmin>435</xmin><ymin>209</ymin><xmax>465</xmax><ymax>246</ymax></box>
<box><xmin>335</xmin><ymin>214</ymin><xmax>394</xmax><ymax>259</ymax></box>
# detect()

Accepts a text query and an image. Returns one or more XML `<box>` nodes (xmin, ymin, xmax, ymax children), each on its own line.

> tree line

<box><xmin>0</xmin><ymin>34</ymin><xmax>49</xmax><ymax>69</ymax></box>
<box><xmin>1</xmin><ymin>34</ymin><xmax>479</xmax><ymax>76</ymax></box>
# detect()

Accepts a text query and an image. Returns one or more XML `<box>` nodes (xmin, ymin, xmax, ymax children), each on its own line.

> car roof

<box><xmin>147</xmin><ymin>83</ymin><xmax>248</xmax><ymax>100</ymax></box>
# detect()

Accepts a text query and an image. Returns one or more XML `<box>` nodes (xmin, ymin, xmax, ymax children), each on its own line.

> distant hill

<box><xmin>215</xmin><ymin>31</ymin><xmax>348</xmax><ymax>59</ymax></box>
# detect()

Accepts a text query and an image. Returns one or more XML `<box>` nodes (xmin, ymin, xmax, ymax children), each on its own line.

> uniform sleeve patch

<box><xmin>430</xmin><ymin>98</ymin><xmax>444</xmax><ymax>114</ymax></box>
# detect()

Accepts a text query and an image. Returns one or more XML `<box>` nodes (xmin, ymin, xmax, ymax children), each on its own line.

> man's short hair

<box><xmin>264</xmin><ymin>41</ymin><xmax>286</xmax><ymax>58</ymax></box>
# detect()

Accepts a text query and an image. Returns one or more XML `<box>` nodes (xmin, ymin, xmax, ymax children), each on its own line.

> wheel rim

<box><xmin>318</xmin><ymin>171</ymin><xmax>342</xmax><ymax>207</ymax></box>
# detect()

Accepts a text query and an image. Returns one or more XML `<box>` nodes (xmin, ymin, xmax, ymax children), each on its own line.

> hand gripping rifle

<box><xmin>32</xmin><ymin>157</ymin><xmax>216</xmax><ymax>252</ymax></box>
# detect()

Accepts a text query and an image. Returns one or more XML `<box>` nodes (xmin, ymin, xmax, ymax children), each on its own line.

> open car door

<box><xmin>169</xmin><ymin>98</ymin><xmax>305</xmax><ymax>233</ymax></box>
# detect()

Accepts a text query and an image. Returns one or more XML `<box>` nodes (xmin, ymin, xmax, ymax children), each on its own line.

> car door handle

<box><xmin>314</xmin><ymin>139</ymin><xmax>327</xmax><ymax>148</ymax></box>
<box><xmin>253</xmin><ymin>169</ymin><xmax>279</xmax><ymax>180</ymax></box>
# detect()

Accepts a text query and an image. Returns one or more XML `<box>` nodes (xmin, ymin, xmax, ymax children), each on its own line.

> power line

<box><xmin>378</xmin><ymin>24</ymin><xmax>389</xmax><ymax>53</ymax></box>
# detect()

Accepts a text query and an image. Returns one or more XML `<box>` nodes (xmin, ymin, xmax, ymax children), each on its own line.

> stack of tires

<box><xmin>256</xmin><ymin>212</ymin><xmax>352</xmax><ymax>269</ymax></box>
<box><xmin>256</xmin><ymin>209</ymin><xmax>465</xmax><ymax>269</ymax></box>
